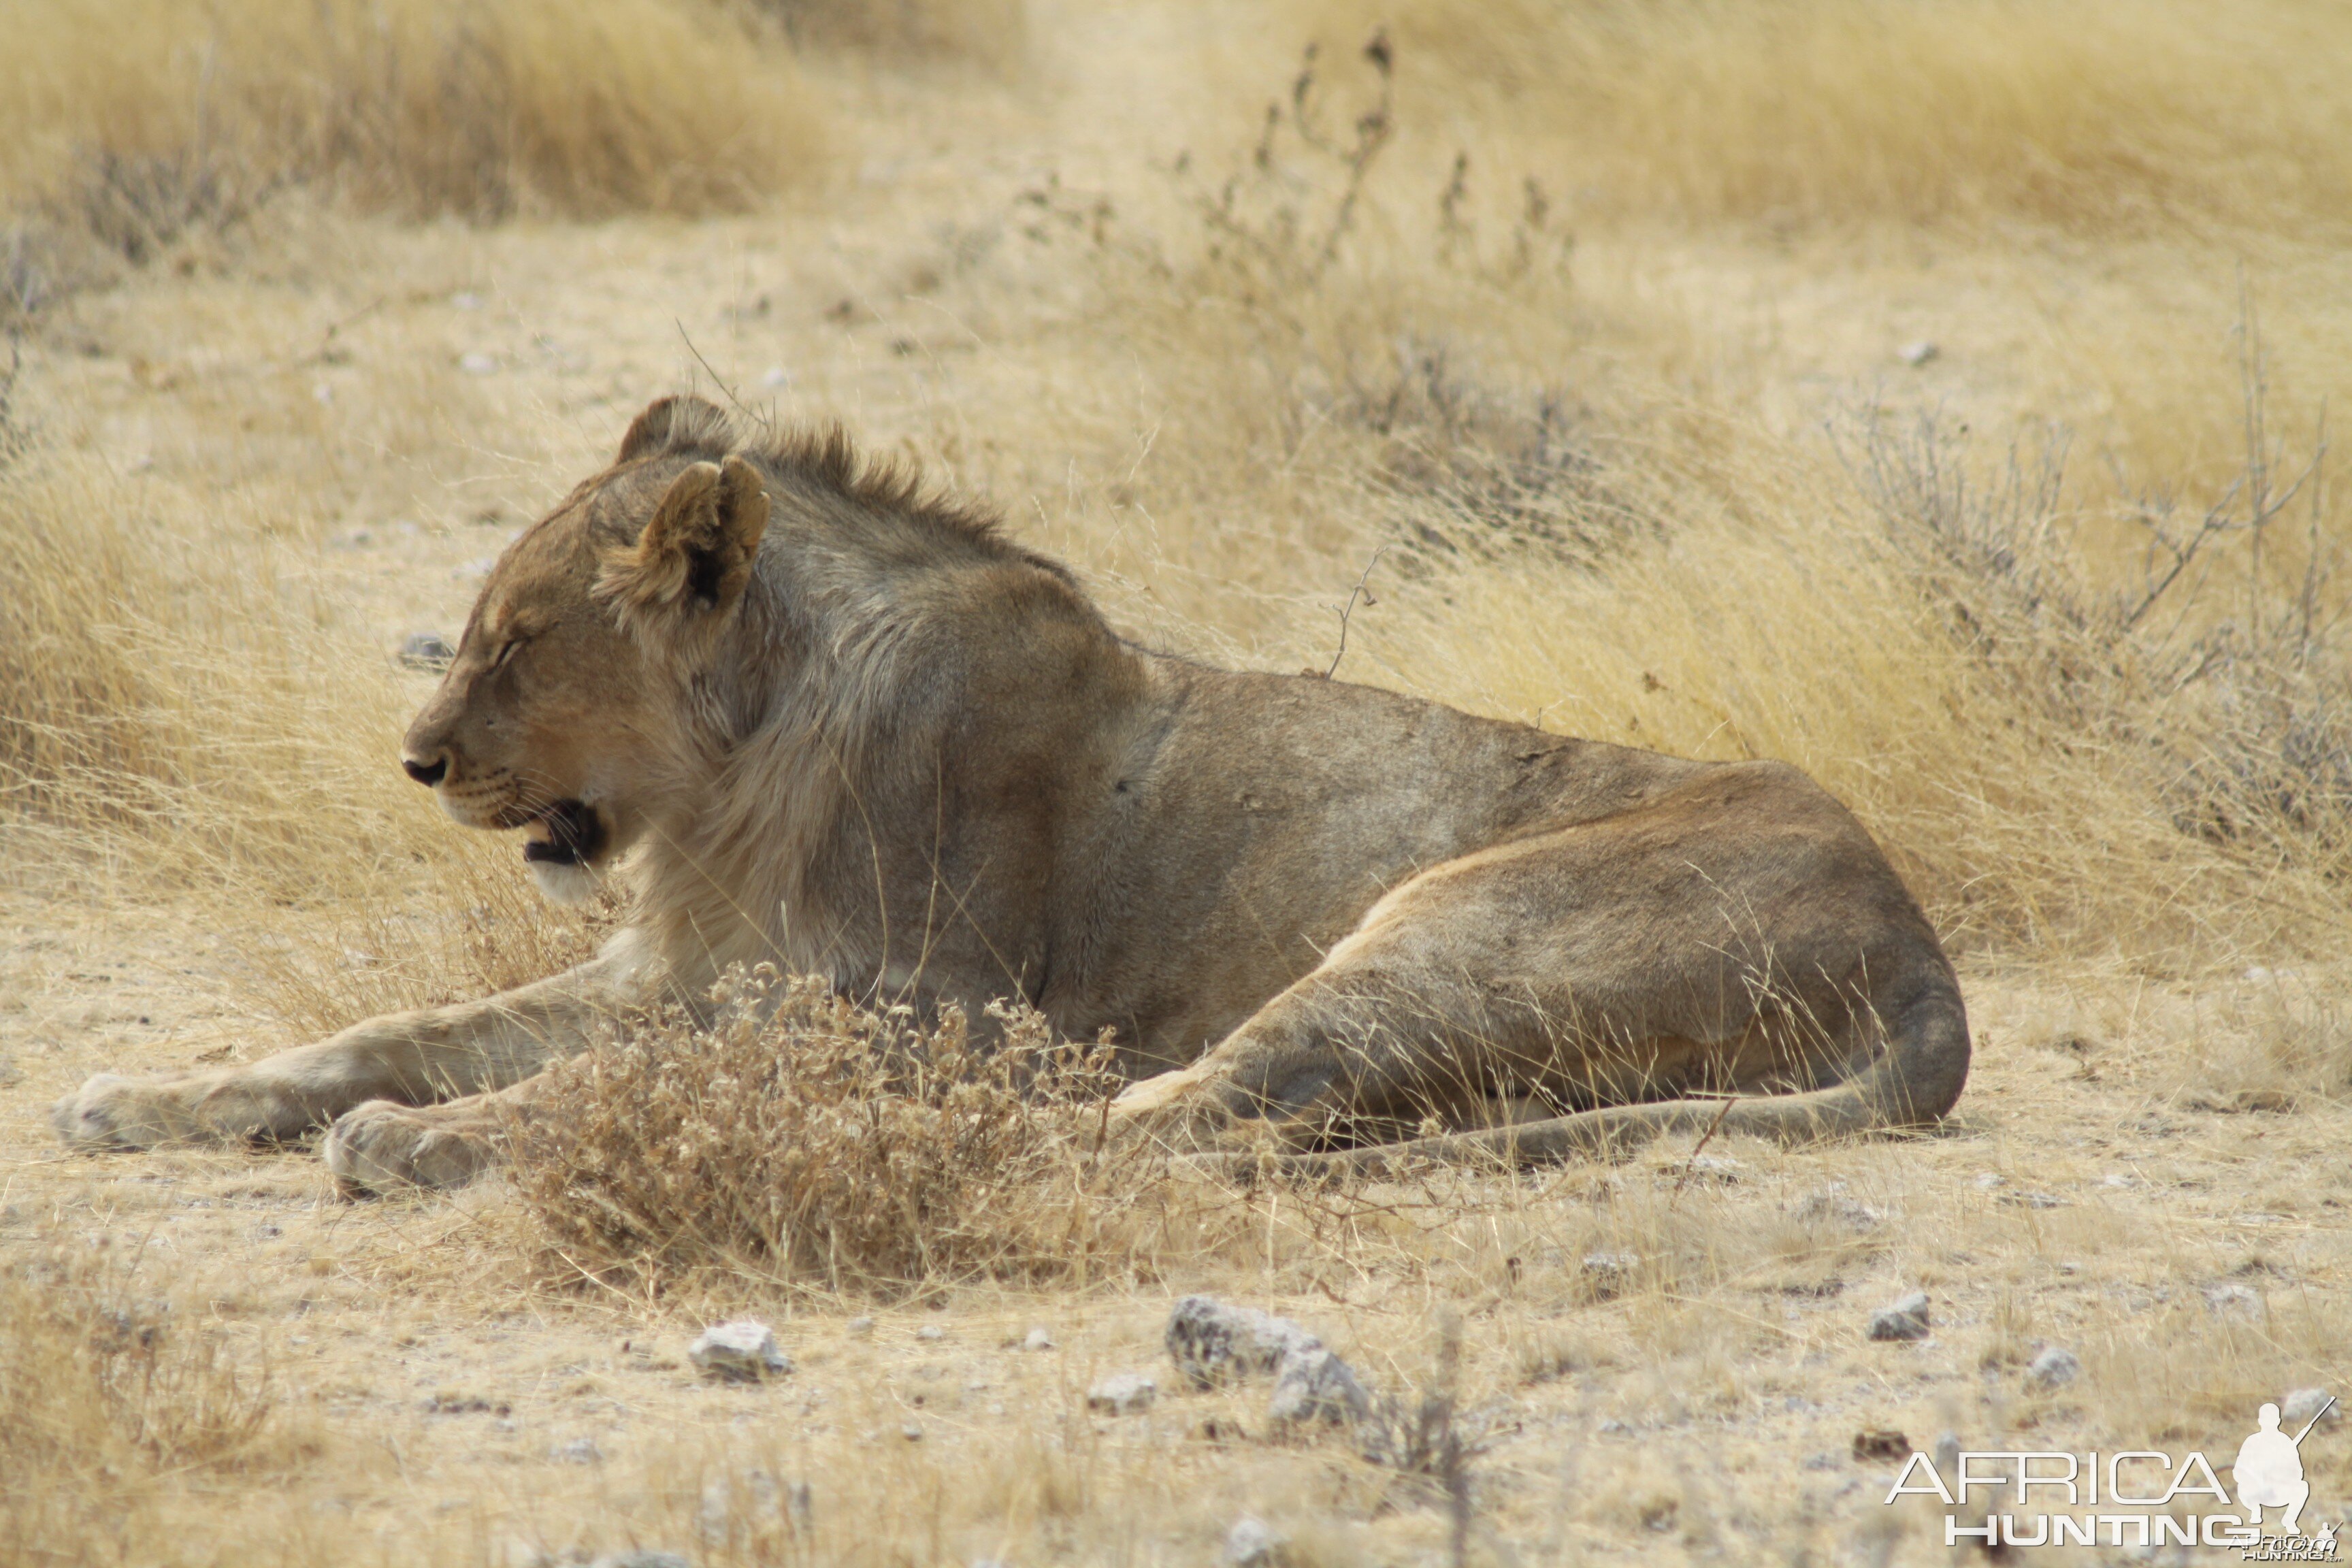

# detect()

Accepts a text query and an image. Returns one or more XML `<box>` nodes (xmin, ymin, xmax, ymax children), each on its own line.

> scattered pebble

<box><xmin>1267</xmin><ymin>1346</ymin><xmax>1369</xmax><ymax>1426</ymax></box>
<box><xmin>1997</xmin><ymin>1190</ymin><xmax>2068</xmax><ymax>1209</ymax></box>
<box><xmin>900</xmin><ymin>1422</ymin><xmax>924</xmax><ymax>1441</ymax></box>
<box><xmin>760</xmin><ymin>366</ymin><xmax>789</xmax><ymax>389</ymax></box>
<box><xmin>1899</xmin><ymin>340</ymin><xmax>1940</xmax><ymax>366</ymax></box>
<box><xmin>916</xmin><ymin>1324</ymin><xmax>944</xmax><ymax>1341</ymax></box>
<box><xmin>847</xmin><ymin>1316</ymin><xmax>875</xmax><ymax>1337</ymax></box>
<box><xmin>2283</xmin><ymin>1388</ymin><xmax>2341</xmax><ymax>1430</ymax></box>
<box><xmin>451</xmin><ymin>292</ymin><xmax>484</xmax><ymax>310</ymax></box>
<box><xmin>398</xmin><ymin>632</ymin><xmax>455</xmax><ymax>672</ymax></box>
<box><xmin>1022</xmin><ymin>1326</ymin><xmax>1055</xmax><ymax>1352</ymax></box>
<box><xmin>688</xmin><ymin>1320</ymin><xmax>792</xmax><ymax>1382</ymax></box>
<box><xmin>2026</xmin><ymin>1346</ymin><xmax>2081</xmax><ymax>1390</ymax></box>
<box><xmin>459</xmin><ymin>352</ymin><xmax>498</xmax><ymax>376</ymax></box>
<box><xmin>1087</xmin><ymin>1372</ymin><xmax>1158</xmax><ymax>1416</ymax></box>
<box><xmin>1224</xmin><ymin>1516</ymin><xmax>1286</xmax><ymax>1568</ymax></box>
<box><xmin>1867</xmin><ymin>1291</ymin><xmax>1931</xmax><ymax>1342</ymax></box>
<box><xmin>550</xmin><ymin>1437</ymin><xmax>602</xmax><ymax>1464</ymax></box>
<box><xmin>1166</xmin><ymin>1296</ymin><xmax>1322</xmax><ymax>1387</ymax></box>
<box><xmin>589</xmin><ymin>1552</ymin><xmax>689</xmax><ymax>1568</ymax></box>
<box><xmin>1580</xmin><ymin>1252</ymin><xmax>1639</xmax><ymax>1298</ymax></box>
<box><xmin>2204</xmin><ymin>1282</ymin><xmax>2261</xmax><ymax>1316</ymax></box>
<box><xmin>1852</xmin><ymin>1428</ymin><xmax>1910</xmax><ymax>1462</ymax></box>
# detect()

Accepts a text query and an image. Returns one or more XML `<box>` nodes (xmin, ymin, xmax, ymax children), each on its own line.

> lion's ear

<box><xmin>598</xmin><ymin>455</ymin><xmax>770</xmax><ymax>626</ymax></box>
<box><xmin>615</xmin><ymin>395</ymin><xmax>730</xmax><ymax>464</ymax></box>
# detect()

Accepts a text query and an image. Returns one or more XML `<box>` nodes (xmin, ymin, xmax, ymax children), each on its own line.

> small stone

<box><xmin>846</xmin><ymin>1316</ymin><xmax>875</xmax><ymax>1337</ymax></box>
<box><xmin>550</xmin><ymin>1437</ymin><xmax>602</xmax><ymax>1464</ymax></box>
<box><xmin>900</xmin><ymin>1422</ymin><xmax>924</xmax><ymax>1441</ymax></box>
<box><xmin>1899</xmin><ymin>340</ymin><xmax>1940</xmax><ymax>367</ymax></box>
<box><xmin>916</xmin><ymin>1324</ymin><xmax>944</xmax><ymax>1341</ymax></box>
<box><xmin>2283</xmin><ymin>1388</ymin><xmax>2341</xmax><ymax>1430</ymax></box>
<box><xmin>1022</xmin><ymin>1326</ymin><xmax>1055</xmax><ymax>1352</ymax></box>
<box><xmin>398</xmin><ymin>632</ymin><xmax>455</xmax><ymax>672</ymax></box>
<box><xmin>1686</xmin><ymin>1153</ymin><xmax>1740</xmax><ymax>1181</ymax></box>
<box><xmin>688</xmin><ymin>1320</ymin><xmax>792</xmax><ymax>1382</ymax></box>
<box><xmin>459</xmin><ymin>352</ymin><xmax>498</xmax><ymax>376</ymax></box>
<box><xmin>1225</xmin><ymin>1516</ymin><xmax>1286</xmax><ymax>1567</ymax></box>
<box><xmin>1580</xmin><ymin>1252</ymin><xmax>1639</xmax><ymax>1298</ymax></box>
<box><xmin>1166</xmin><ymin>1296</ymin><xmax>1322</xmax><ymax>1387</ymax></box>
<box><xmin>1088</xmin><ymin>1372</ymin><xmax>1158</xmax><ymax>1416</ymax></box>
<box><xmin>2025</xmin><ymin>1346</ymin><xmax>2081</xmax><ymax>1390</ymax></box>
<box><xmin>1852</xmin><ymin>1428</ymin><xmax>1910</xmax><ymax>1462</ymax></box>
<box><xmin>588</xmin><ymin>1553</ymin><xmax>690</xmax><ymax>1568</ymax></box>
<box><xmin>1597</xmin><ymin>1418</ymin><xmax>1636</xmax><ymax>1437</ymax></box>
<box><xmin>451</xmin><ymin>292</ymin><xmax>484</xmax><ymax>311</ymax></box>
<box><xmin>1268</xmin><ymin>1347</ymin><xmax>1370</xmax><ymax>1426</ymax></box>
<box><xmin>760</xmin><ymin>367</ymin><xmax>790</xmax><ymax>389</ymax></box>
<box><xmin>1997</xmin><ymin>1190</ymin><xmax>2068</xmax><ymax>1209</ymax></box>
<box><xmin>2204</xmin><ymin>1282</ymin><xmax>2261</xmax><ymax>1315</ymax></box>
<box><xmin>1867</xmin><ymin>1291</ymin><xmax>1931</xmax><ymax>1341</ymax></box>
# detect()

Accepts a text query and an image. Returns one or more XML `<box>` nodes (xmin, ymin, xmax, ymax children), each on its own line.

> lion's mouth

<box><xmin>521</xmin><ymin>800</ymin><xmax>606</xmax><ymax>867</ymax></box>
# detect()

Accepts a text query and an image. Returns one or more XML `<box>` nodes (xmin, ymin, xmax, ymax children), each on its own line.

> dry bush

<box><xmin>0</xmin><ymin>0</ymin><xmax>823</xmax><ymax>306</ymax></box>
<box><xmin>1288</xmin><ymin>0</ymin><xmax>2352</xmax><ymax>235</ymax></box>
<box><xmin>0</xmin><ymin>1241</ymin><xmax>297</xmax><ymax>1555</ymax></box>
<box><xmin>516</xmin><ymin>968</ymin><xmax>1232</xmax><ymax>1294</ymax></box>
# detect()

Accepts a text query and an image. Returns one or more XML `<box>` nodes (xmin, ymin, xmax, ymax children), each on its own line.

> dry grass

<box><xmin>1292</xmin><ymin>0</ymin><xmax>2352</xmax><ymax>235</ymax></box>
<box><xmin>518</xmin><ymin>970</ymin><xmax>1236</xmax><ymax>1295</ymax></box>
<box><xmin>0</xmin><ymin>0</ymin><xmax>824</xmax><ymax>312</ymax></box>
<box><xmin>0</xmin><ymin>1237</ymin><xmax>311</xmax><ymax>1560</ymax></box>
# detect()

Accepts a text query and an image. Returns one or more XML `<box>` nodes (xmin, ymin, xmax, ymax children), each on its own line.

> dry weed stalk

<box><xmin>515</xmin><ymin>968</ymin><xmax>1224</xmax><ymax>1296</ymax></box>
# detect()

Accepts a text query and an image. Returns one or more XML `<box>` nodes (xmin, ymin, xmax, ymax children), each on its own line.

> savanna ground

<box><xmin>4</xmin><ymin>1</ymin><xmax>2351</xmax><ymax>1562</ymax></box>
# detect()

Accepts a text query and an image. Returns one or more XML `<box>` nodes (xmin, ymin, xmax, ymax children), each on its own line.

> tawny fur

<box><xmin>54</xmin><ymin>395</ymin><xmax>1970</xmax><ymax>1191</ymax></box>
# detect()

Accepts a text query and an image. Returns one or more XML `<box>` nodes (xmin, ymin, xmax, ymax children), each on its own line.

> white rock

<box><xmin>1225</xmin><ymin>1516</ymin><xmax>1286</xmax><ymax>1567</ymax></box>
<box><xmin>1899</xmin><ymin>340</ymin><xmax>1940</xmax><ymax>367</ymax></box>
<box><xmin>1867</xmin><ymin>1291</ymin><xmax>1931</xmax><ymax>1341</ymax></box>
<box><xmin>1165</xmin><ymin>1296</ymin><xmax>1322</xmax><ymax>1387</ymax></box>
<box><xmin>760</xmin><ymin>367</ymin><xmax>790</xmax><ymax>389</ymax></box>
<box><xmin>2026</xmin><ymin>1346</ymin><xmax>2081</xmax><ymax>1389</ymax></box>
<box><xmin>459</xmin><ymin>352</ymin><xmax>498</xmax><ymax>376</ymax></box>
<box><xmin>688</xmin><ymin>1320</ymin><xmax>792</xmax><ymax>1382</ymax></box>
<box><xmin>846</xmin><ymin>1316</ymin><xmax>875</xmax><ymax>1337</ymax></box>
<box><xmin>2284</xmin><ymin>1388</ymin><xmax>2341</xmax><ymax>1430</ymax></box>
<box><xmin>1580</xmin><ymin>1252</ymin><xmax>1639</xmax><ymax>1298</ymax></box>
<box><xmin>1022</xmin><ymin>1326</ymin><xmax>1055</xmax><ymax>1352</ymax></box>
<box><xmin>398</xmin><ymin>632</ymin><xmax>454</xmax><ymax>672</ymax></box>
<box><xmin>589</xmin><ymin>1553</ymin><xmax>690</xmax><ymax>1568</ymax></box>
<box><xmin>1268</xmin><ymin>1346</ymin><xmax>1370</xmax><ymax>1426</ymax></box>
<box><xmin>1087</xmin><ymin>1372</ymin><xmax>1158</xmax><ymax>1415</ymax></box>
<box><xmin>917</xmin><ymin>1324</ymin><xmax>944</xmax><ymax>1341</ymax></box>
<box><xmin>550</xmin><ymin>1437</ymin><xmax>602</xmax><ymax>1464</ymax></box>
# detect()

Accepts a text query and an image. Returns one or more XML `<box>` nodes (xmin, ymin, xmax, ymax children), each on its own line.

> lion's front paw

<box><xmin>1108</xmin><ymin>1064</ymin><xmax>1247</xmax><ymax>1153</ymax></box>
<box><xmin>323</xmin><ymin>1100</ymin><xmax>503</xmax><ymax>1195</ymax></box>
<box><xmin>54</xmin><ymin>1072</ymin><xmax>209</xmax><ymax>1150</ymax></box>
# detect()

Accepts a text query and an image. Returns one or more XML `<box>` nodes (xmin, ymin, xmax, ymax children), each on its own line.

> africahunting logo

<box><xmin>1882</xmin><ymin>1397</ymin><xmax>2339</xmax><ymax>1556</ymax></box>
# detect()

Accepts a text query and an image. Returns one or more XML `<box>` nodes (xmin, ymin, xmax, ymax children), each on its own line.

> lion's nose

<box><xmin>402</xmin><ymin>753</ymin><xmax>448</xmax><ymax>787</ymax></box>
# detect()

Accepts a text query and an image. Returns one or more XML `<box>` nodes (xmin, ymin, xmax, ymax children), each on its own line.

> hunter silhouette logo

<box><xmin>1882</xmin><ymin>1395</ymin><xmax>2340</xmax><ymax>1556</ymax></box>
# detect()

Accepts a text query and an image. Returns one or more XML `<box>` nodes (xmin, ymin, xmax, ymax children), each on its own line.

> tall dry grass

<box><xmin>0</xmin><ymin>0</ymin><xmax>824</xmax><ymax>310</ymax></box>
<box><xmin>1289</xmin><ymin>0</ymin><xmax>2352</xmax><ymax>235</ymax></box>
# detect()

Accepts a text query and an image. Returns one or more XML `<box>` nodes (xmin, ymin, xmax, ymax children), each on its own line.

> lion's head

<box><xmin>399</xmin><ymin>396</ymin><xmax>770</xmax><ymax>904</ymax></box>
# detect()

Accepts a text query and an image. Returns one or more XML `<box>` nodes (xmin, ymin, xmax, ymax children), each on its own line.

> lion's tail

<box><xmin>1323</xmin><ymin>962</ymin><xmax>1971</xmax><ymax>1175</ymax></box>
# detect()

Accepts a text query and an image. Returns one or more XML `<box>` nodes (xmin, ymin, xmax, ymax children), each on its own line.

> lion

<box><xmin>54</xmin><ymin>395</ymin><xmax>1969</xmax><ymax>1191</ymax></box>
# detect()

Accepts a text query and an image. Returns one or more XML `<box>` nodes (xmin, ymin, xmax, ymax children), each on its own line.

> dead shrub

<box><xmin>0</xmin><ymin>1241</ymin><xmax>295</xmax><ymax>1552</ymax></box>
<box><xmin>516</xmin><ymin>968</ymin><xmax>1220</xmax><ymax>1295</ymax></box>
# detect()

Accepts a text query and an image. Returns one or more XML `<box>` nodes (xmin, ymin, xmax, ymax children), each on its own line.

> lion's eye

<box><xmin>491</xmin><ymin>638</ymin><xmax>525</xmax><ymax>669</ymax></box>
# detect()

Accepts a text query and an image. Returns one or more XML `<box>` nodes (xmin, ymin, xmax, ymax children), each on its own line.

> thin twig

<box><xmin>1324</xmin><ymin>545</ymin><xmax>1388</xmax><ymax>679</ymax></box>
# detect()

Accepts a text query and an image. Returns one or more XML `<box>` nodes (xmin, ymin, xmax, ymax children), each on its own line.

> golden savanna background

<box><xmin>3</xmin><ymin>0</ymin><xmax>2349</xmax><ymax>1562</ymax></box>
